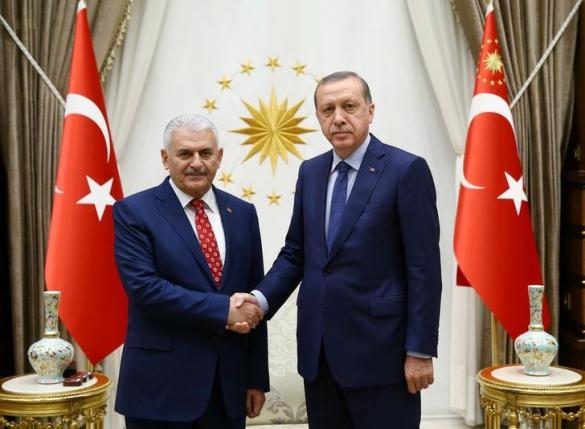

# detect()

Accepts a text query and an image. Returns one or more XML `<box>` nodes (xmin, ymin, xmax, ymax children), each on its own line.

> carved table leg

<box><xmin>484</xmin><ymin>403</ymin><xmax>501</xmax><ymax>428</ymax></box>
<box><xmin>507</xmin><ymin>409</ymin><xmax>519</xmax><ymax>429</ymax></box>
<box><xmin>550</xmin><ymin>409</ymin><xmax>562</xmax><ymax>429</ymax></box>
<box><xmin>85</xmin><ymin>404</ymin><xmax>106</xmax><ymax>429</ymax></box>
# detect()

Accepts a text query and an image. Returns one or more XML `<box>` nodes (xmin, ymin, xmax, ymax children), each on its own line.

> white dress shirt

<box><xmin>169</xmin><ymin>179</ymin><xmax>226</xmax><ymax>263</ymax></box>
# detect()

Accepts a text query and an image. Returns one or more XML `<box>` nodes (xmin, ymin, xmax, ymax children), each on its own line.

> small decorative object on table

<box><xmin>27</xmin><ymin>291</ymin><xmax>74</xmax><ymax>384</ymax></box>
<box><xmin>63</xmin><ymin>371</ymin><xmax>94</xmax><ymax>386</ymax></box>
<box><xmin>514</xmin><ymin>284</ymin><xmax>558</xmax><ymax>376</ymax></box>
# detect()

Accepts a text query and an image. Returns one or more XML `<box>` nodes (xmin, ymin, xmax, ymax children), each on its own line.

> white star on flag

<box><xmin>77</xmin><ymin>176</ymin><xmax>116</xmax><ymax>221</ymax></box>
<box><xmin>497</xmin><ymin>172</ymin><xmax>528</xmax><ymax>215</ymax></box>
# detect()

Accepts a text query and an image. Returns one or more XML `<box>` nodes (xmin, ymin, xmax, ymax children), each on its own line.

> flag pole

<box><xmin>86</xmin><ymin>357</ymin><xmax>94</xmax><ymax>373</ymax></box>
<box><xmin>490</xmin><ymin>312</ymin><xmax>499</xmax><ymax>366</ymax></box>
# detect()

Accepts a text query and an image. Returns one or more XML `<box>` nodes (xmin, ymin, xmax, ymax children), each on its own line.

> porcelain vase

<box><xmin>27</xmin><ymin>291</ymin><xmax>74</xmax><ymax>384</ymax></box>
<box><xmin>514</xmin><ymin>285</ymin><xmax>558</xmax><ymax>376</ymax></box>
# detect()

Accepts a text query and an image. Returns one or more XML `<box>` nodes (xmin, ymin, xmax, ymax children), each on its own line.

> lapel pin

<box><xmin>227</xmin><ymin>207</ymin><xmax>233</xmax><ymax>214</ymax></box>
<box><xmin>369</xmin><ymin>166</ymin><xmax>376</xmax><ymax>173</ymax></box>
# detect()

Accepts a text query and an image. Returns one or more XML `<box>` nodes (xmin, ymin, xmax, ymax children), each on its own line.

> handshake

<box><xmin>226</xmin><ymin>293</ymin><xmax>264</xmax><ymax>334</ymax></box>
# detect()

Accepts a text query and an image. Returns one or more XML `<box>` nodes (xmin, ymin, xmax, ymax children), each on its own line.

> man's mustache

<box><xmin>185</xmin><ymin>168</ymin><xmax>207</xmax><ymax>176</ymax></box>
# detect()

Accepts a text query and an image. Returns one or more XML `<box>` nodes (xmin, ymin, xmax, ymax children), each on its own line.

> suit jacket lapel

<box><xmin>315</xmin><ymin>152</ymin><xmax>333</xmax><ymax>257</ymax></box>
<box><xmin>155</xmin><ymin>178</ymin><xmax>216</xmax><ymax>289</ymax></box>
<box><xmin>328</xmin><ymin>137</ymin><xmax>387</xmax><ymax>260</ymax></box>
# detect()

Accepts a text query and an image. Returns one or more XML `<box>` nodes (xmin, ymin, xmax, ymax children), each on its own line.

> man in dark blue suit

<box><xmin>114</xmin><ymin>114</ymin><xmax>269</xmax><ymax>428</ymax></box>
<box><xmin>252</xmin><ymin>72</ymin><xmax>442</xmax><ymax>428</ymax></box>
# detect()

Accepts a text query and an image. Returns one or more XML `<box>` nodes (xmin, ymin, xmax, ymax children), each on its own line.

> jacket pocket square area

<box><xmin>368</xmin><ymin>295</ymin><xmax>406</xmax><ymax>317</ymax></box>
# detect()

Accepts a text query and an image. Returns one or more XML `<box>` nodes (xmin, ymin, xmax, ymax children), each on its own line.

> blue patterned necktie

<box><xmin>327</xmin><ymin>161</ymin><xmax>350</xmax><ymax>253</ymax></box>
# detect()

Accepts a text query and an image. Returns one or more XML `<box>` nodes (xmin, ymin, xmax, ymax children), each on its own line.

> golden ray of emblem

<box><xmin>231</xmin><ymin>87</ymin><xmax>316</xmax><ymax>174</ymax></box>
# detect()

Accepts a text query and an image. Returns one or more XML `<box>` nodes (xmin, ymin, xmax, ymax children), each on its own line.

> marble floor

<box><xmin>421</xmin><ymin>417</ymin><xmax>471</xmax><ymax>428</ymax></box>
<box><xmin>252</xmin><ymin>417</ymin><xmax>474</xmax><ymax>429</ymax></box>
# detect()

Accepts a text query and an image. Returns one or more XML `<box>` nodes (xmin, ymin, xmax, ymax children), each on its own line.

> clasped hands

<box><xmin>226</xmin><ymin>293</ymin><xmax>264</xmax><ymax>334</ymax></box>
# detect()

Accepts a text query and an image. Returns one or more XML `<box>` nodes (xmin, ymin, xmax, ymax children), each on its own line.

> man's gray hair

<box><xmin>162</xmin><ymin>114</ymin><xmax>219</xmax><ymax>149</ymax></box>
<box><xmin>314</xmin><ymin>71</ymin><xmax>372</xmax><ymax>107</ymax></box>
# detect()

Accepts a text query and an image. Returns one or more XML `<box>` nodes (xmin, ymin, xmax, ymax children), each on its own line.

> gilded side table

<box><xmin>0</xmin><ymin>373</ymin><xmax>110</xmax><ymax>428</ymax></box>
<box><xmin>477</xmin><ymin>365</ymin><xmax>585</xmax><ymax>428</ymax></box>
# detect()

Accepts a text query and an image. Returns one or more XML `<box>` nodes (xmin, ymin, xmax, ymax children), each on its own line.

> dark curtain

<box><xmin>0</xmin><ymin>159</ymin><xmax>13</xmax><ymax>377</ymax></box>
<box><xmin>0</xmin><ymin>0</ymin><xmax>129</xmax><ymax>374</ymax></box>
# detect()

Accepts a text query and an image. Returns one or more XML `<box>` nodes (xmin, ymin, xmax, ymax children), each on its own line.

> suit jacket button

<box><xmin>324</xmin><ymin>270</ymin><xmax>331</xmax><ymax>276</ymax></box>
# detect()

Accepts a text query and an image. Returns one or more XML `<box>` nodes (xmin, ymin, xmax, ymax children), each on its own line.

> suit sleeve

<box><xmin>246</xmin><ymin>206</ymin><xmax>270</xmax><ymax>391</ymax></box>
<box><xmin>257</xmin><ymin>162</ymin><xmax>306</xmax><ymax>317</ymax></box>
<box><xmin>397</xmin><ymin>157</ymin><xmax>442</xmax><ymax>357</ymax></box>
<box><xmin>113</xmin><ymin>200</ymin><xmax>229</xmax><ymax>335</ymax></box>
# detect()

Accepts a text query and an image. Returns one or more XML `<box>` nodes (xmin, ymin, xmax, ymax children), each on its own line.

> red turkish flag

<box><xmin>45</xmin><ymin>0</ymin><xmax>127</xmax><ymax>364</ymax></box>
<box><xmin>454</xmin><ymin>3</ymin><xmax>549</xmax><ymax>339</ymax></box>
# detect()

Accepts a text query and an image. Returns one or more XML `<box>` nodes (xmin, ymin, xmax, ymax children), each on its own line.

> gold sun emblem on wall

<box><xmin>483</xmin><ymin>51</ymin><xmax>503</xmax><ymax>74</ymax></box>
<box><xmin>231</xmin><ymin>88</ymin><xmax>316</xmax><ymax>174</ymax></box>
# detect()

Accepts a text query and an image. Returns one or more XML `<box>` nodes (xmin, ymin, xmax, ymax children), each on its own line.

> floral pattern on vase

<box><xmin>514</xmin><ymin>285</ymin><xmax>558</xmax><ymax>376</ymax></box>
<box><xmin>27</xmin><ymin>291</ymin><xmax>74</xmax><ymax>384</ymax></box>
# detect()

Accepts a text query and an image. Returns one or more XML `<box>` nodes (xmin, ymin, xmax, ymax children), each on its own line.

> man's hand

<box><xmin>227</xmin><ymin>322</ymin><xmax>252</xmax><ymax>334</ymax></box>
<box><xmin>404</xmin><ymin>355</ymin><xmax>434</xmax><ymax>394</ymax></box>
<box><xmin>226</xmin><ymin>293</ymin><xmax>263</xmax><ymax>334</ymax></box>
<box><xmin>246</xmin><ymin>389</ymin><xmax>266</xmax><ymax>418</ymax></box>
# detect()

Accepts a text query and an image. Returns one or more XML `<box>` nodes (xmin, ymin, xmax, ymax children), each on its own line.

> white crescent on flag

<box><xmin>64</xmin><ymin>93</ymin><xmax>111</xmax><ymax>162</ymax></box>
<box><xmin>461</xmin><ymin>92</ymin><xmax>516</xmax><ymax>190</ymax></box>
<box><xmin>467</xmin><ymin>92</ymin><xmax>515</xmax><ymax>134</ymax></box>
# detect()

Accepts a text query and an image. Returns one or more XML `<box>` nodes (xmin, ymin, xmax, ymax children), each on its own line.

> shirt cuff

<box><xmin>251</xmin><ymin>290</ymin><xmax>269</xmax><ymax>314</ymax></box>
<box><xmin>406</xmin><ymin>351</ymin><xmax>431</xmax><ymax>359</ymax></box>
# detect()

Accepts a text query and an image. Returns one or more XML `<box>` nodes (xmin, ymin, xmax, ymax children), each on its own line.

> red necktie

<box><xmin>191</xmin><ymin>199</ymin><xmax>223</xmax><ymax>288</ymax></box>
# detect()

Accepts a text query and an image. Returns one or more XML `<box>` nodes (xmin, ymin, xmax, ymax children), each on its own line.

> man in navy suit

<box><xmin>252</xmin><ymin>71</ymin><xmax>442</xmax><ymax>428</ymax></box>
<box><xmin>114</xmin><ymin>114</ymin><xmax>269</xmax><ymax>428</ymax></box>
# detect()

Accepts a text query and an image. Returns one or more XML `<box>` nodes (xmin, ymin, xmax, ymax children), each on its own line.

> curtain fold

<box><xmin>105</xmin><ymin>0</ymin><xmax>168</xmax><ymax>159</ymax></box>
<box><xmin>406</xmin><ymin>1</ymin><xmax>482</xmax><ymax>425</ymax></box>
<box><xmin>451</xmin><ymin>0</ymin><xmax>579</xmax><ymax>368</ymax></box>
<box><xmin>0</xmin><ymin>0</ymin><xmax>129</xmax><ymax>374</ymax></box>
